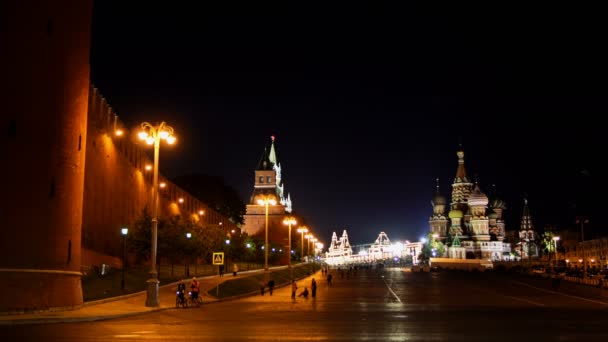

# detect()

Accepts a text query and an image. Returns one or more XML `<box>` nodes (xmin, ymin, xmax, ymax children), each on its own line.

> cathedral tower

<box><xmin>519</xmin><ymin>197</ymin><xmax>537</xmax><ymax>258</ymax></box>
<box><xmin>429</xmin><ymin>179</ymin><xmax>448</xmax><ymax>238</ymax></box>
<box><xmin>451</xmin><ymin>147</ymin><xmax>474</xmax><ymax>234</ymax></box>
<box><xmin>468</xmin><ymin>183</ymin><xmax>490</xmax><ymax>241</ymax></box>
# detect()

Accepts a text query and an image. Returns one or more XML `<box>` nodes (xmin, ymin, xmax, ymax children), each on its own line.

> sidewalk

<box><xmin>0</xmin><ymin>267</ymin><xmax>283</xmax><ymax>325</ymax></box>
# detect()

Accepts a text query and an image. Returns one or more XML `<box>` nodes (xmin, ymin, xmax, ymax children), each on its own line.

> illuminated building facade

<box><xmin>429</xmin><ymin>148</ymin><xmax>511</xmax><ymax>260</ymax></box>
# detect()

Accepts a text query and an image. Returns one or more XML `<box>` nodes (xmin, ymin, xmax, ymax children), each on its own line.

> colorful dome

<box><xmin>490</xmin><ymin>198</ymin><xmax>507</xmax><ymax>210</ymax></box>
<box><xmin>488</xmin><ymin>210</ymin><xmax>498</xmax><ymax>219</ymax></box>
<box><xmin>467</xmin><ymin>184</ymin><xmax>488</xmax><ymax>207</ymax></box>
<box><xmin>448</xmin><ymin>209</ymin><xmax>463</xmax><ymax>219</ymax></box>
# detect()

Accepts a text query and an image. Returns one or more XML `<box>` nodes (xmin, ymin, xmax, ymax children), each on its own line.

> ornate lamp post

<box><xmin>283</xmin><ymin>217</ymin><xmax>297</xmax><ymax>278</ymax></box>
<box><xmin>121</xmin><ymin>227</ymin><xmax>128</xmax><ymax>290</ymax></box>
<box><xmin>257</xmin><ymin>195</ymin><xmax>277</xmax><ymax>273</ymax></box>
<box><xmin>297</xmin><ymin>226</ymin><xmax>308</xmax><ymax>262</ymax></box>
<box><xmin>138</xmin><ymin>121</ymin><xmax>176</xmax><ymax>307</ymax></box>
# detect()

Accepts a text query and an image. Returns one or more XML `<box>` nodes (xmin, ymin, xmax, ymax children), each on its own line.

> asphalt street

<box><xmin>1</xmin><ymin>268</ymin><xmax>607</xmax><ymax>341</ymax></box>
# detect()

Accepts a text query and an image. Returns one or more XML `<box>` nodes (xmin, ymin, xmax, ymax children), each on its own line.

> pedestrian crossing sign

<box><xmin>212</xmin><ymin>252</ymin><xmax>224</xmax><ymax>265</ymax></box>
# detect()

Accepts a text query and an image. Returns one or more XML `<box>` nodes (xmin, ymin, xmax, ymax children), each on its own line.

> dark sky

<box><xmin>90</xmin><ymin>2</ymin><xmax>606</xmax><ymax>245</ymax></box>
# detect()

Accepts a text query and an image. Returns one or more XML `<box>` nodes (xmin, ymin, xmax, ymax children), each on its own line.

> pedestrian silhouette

<box><xmin>327</xmin><ymin>273</ymin><xmax>333</xmax><ymax>286</ymax></box>
<box><xmin>268</xmin><ymin>279</ymin><xmax>275</xmax><ymax>296</ymax></box>
<box><xmin>298</xmin><ymin>287</ymin><xmax>309</xmax><ymax>299</ymax></box>
<box><xmin>311</xmin><ymin>278</ymin><xmax>317</xmax><ymax>298</ymax></box>
<box><xmin>291</xmin><ymin>280</ymin><xmax>297</xmax><ymax>300</ymax></box>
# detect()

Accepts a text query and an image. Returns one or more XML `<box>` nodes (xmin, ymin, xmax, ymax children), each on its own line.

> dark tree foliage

<box><xmin>172</xmin><ymin>174</ymin><xmax>245</xmax><ymax>225</ymax></box>
<box><xmin>128</xmin><ymin>207</ymin><xmax>153</xmax><ymax>261</ymax></box>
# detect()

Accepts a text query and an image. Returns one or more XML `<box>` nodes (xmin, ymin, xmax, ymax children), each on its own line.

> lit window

<box><xmin>259</xmin><ymin>176</ymin><xmax>264</xmax><ymax>183</ymax></box>
<box><xmin>267</xmin><ymin>176</ymin><xmax>271</xmax><ymax>183</ymax></box>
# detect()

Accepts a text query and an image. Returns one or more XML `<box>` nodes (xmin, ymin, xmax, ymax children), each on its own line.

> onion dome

<box><xmin>448</xmin><ymin>209</ymin><xmax>463</xmax><ymax>219</ymax></box>
<box><xmin>490</xmin><ymin>198</ymin><xmax>507</xmax><ymax>210</ymax></box>
<box><xmin>488</xmin><ymin>210</ymin><xmax>498</xmax><ymax>219</ymax></box>
<box><xmin>432</xmin><ymin>193</ymin><xmax>446</xmax><ymax>206</ymax></box>
<box><xmin>467</xmin><ymin>183</ymin><xmax>488</xmax><ymax>207</ymax></box>
<box><xmin>432</xmin><ymin>178</ymin><xmax>446</xmax><ymax>205</ymax></box>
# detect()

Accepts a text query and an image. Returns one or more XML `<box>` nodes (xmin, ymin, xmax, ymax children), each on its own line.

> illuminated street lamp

<box><xmin>297</xmin><ymin>226</ymin><xmax>308</xmax><ymax>261</ymax></box>
<box><xmin>305</xmin><ymin>233</ymin><xmax>313</xmax><ymax>260</ymax></box>
<box><xmin>552</xmin><ymin>236</ymin><xmax>560</xmax><ymax>270</ymax></box>
<box><xmin>186</xmin><ymin>233</ymin><xmax>192</xmax><ymax>276</ymax></box>
<box><xmin>138</xmin><ymin>121</ymin><xmax>176</xmax><ymax>307</ymax></box>
<box><xmin>121</xmin><ymin>227</ymin><xmax>128</xmax><ymax>290</ymax></box>
<box><xmin>283</xmin><ymin>217</ymin><xmax>297</xmax><ymax>278</ymax></box>
<box><xmin>257</xmin><ymin>195</ymin><xmax>277</xmax><ymax>272</ymax></box>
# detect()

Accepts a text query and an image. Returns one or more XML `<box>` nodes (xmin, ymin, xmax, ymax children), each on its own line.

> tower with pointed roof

<box><xmin>519</xmin><ymin>197</ymin><xmax>538</xmax><ymax>258</ymax></box>
<box><xmin>242</xmin><ymin>137</ymin><xmax>294</xmax><ymax>264</ymax></box>
<box><xmin>451</xmin><ymin>147</ymin><xmax>474</xmax><ymax>212</ymax></box>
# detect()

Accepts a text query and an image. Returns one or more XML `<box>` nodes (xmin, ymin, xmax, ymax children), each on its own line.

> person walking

<box><xmin>291</xmin><ymin>280</ymin><xmax>297</xmax><ymax>300</ymax></box>
<box><xmin>268</xmin><ymin>279</ymin><xmax>275</xmax><ymax>296</ymax></box>
<box><xmin>327</xmin><ymin>273</ymin><xmax>333</xmax><ymax>287</ymax></box>
<box><xmin>260</xmin><ymin>281</ymin><xmax>265</xmax><ymax>296</ymax></box>
<box><xmin>233</xmin><ymin>263</ymin><xmax>239</xmax><ymax>277</ymax></box>
<box><xmin>311</xmin><ymin>278</ymin><xmax>317</xmax><ymax>298</ymax></box>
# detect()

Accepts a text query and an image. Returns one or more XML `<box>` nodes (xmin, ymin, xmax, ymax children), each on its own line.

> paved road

<box><xmin>2</xmin><ymin>268</ymin><xmax>607</xmax><ymax>341</ymax></box>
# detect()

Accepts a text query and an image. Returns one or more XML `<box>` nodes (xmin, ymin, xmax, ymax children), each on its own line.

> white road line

<box><xmin>383</xmin><ymin>279</ymin><xmax>402</xmax><ymax>303</ymax></box>
<box><xmin>502</xmin><ymin>294</ymin><xmax>545</xmax><ymax>307</ymax></box>
<box><xmin>512</xmin><ymin>280</ymin><xmax>608</xmax><ymax>306</ymax></box>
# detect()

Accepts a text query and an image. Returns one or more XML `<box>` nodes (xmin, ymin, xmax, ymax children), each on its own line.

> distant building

<box><xmin>429</xmin><ymin>147</ymin><xmax>511</xmax><ymax>260</ymax></box>
<box><xmin>325</xmin><ymin>230</ymin><xmax>353</xmax><ymax>264</ymax></box>
<box><xmin>241</xmin><ymin>137</ymin><xmax>293</xmax><ymax>262</ymax></box>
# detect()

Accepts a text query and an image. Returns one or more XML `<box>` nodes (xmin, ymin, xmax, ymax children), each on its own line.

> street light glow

<box><xmin>258</xmin><ymin>195</ymin><xmax>276</xmax><ymax>273</ymax></box>
<box><xmin>138</xmin><ymin>121</ymin><xmax>176</xmax><ymax>307</ymax></box>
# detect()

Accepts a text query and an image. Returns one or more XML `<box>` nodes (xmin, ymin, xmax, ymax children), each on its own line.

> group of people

<box><xmin>176</xmin><ymin>276</ymin><xmax>201</xmax><ymax>306</ymax></box>
<box><xmin>219</xmin><ymin>264</ymin><xmax>240</xmax><ymax>277</ymax></box>
<box><xmin>292</xmin><ymin>278</ymin><xmax>317</xmax><ymax>300</ymax></box>
<box><xmin>260</xmin><ymin>279</ymin><xmax>276</xmax><ymax>296</ymax></box>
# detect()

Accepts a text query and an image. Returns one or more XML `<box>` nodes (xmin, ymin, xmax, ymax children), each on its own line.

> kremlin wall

<box><xmin>0</xmin><ymin>1</ymin><xmax>235</xmax><ymax>312</ymax></box>
<box><xmin>82</xmin><ymin>87</ymin><xmax>237</xmax><ymax>269</ymax></box>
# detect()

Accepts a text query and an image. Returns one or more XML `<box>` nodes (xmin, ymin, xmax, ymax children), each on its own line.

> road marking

<box><xmin>512</xmin><ymin>280</ymin><xmax>608</xmax><ymax>306</ymax></box>
<box><xmin>383</xmin><ymin>279</ymin><xmax>402</xmax><ymax>303</ymax></box>
<box><xmin>113</xmin><ymin>335</ymin><xmax>140</xmax><ymax>338</ymax></box>
<box><xmin>502</xmin><ymin>294</ymin><xmax>545</xmax><ymax>307</ymax></box>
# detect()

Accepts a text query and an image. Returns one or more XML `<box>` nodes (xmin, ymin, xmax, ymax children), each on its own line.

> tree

<box><xmin>128</xmin><ymin>207</ymin><xmax>153</xmax><ymax>261</ymax></box>
<box><xmin>420</xmin><ymin>233</ymin><xmax>446</xmax><ymax>262</ymax></box>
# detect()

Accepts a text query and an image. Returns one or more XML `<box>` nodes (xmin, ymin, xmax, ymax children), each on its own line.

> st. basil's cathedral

<box><xmin>429</xmin><ymin>148</ymin><xmax>512</xmax><ymax>261</ymax></box>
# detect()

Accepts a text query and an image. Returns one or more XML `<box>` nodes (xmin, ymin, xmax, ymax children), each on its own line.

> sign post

<box><xmin>212</xmin><ymin>252</ymin><xmax>224</xmax><ymax>297</ymax></box>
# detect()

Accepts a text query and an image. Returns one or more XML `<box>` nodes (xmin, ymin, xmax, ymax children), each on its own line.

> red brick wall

<box><xmin>0</xmin><ymin>0</ymin><xmax>93</xmax><ymax>311</ymax></box>
<box><xmin>82</xmin><ymin>87</ymin><xmax>238</xmax><ymax>270</ymax></box>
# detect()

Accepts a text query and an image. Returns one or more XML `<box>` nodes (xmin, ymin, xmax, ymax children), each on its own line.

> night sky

<box><xmin>90</xmin><ymin>2</ymin><xmax>606</xmax><ymax>245</ymax></box>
